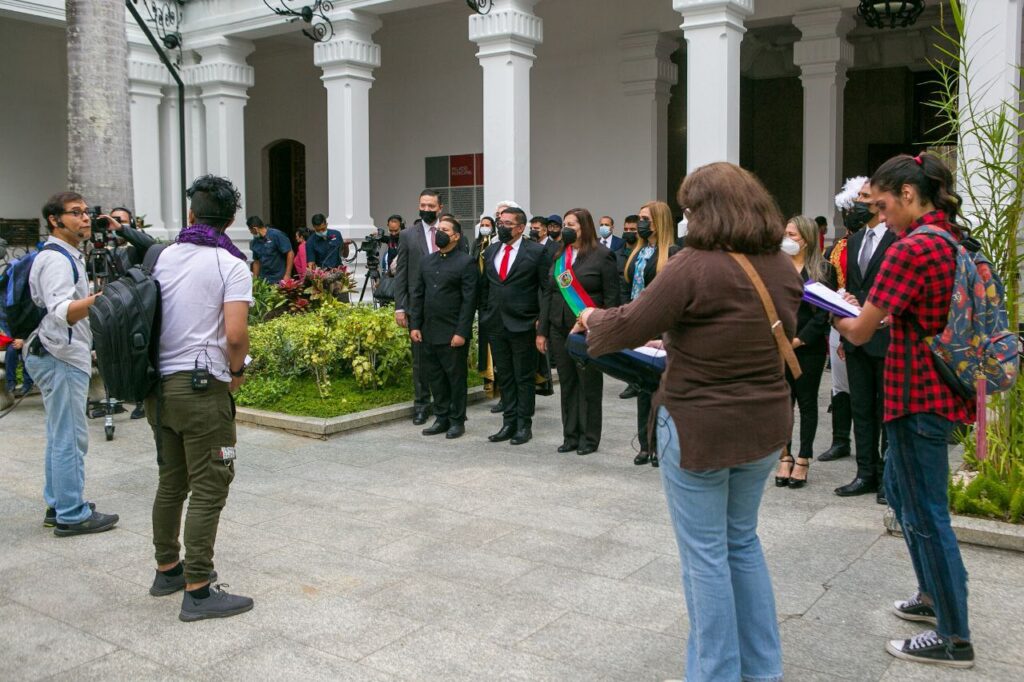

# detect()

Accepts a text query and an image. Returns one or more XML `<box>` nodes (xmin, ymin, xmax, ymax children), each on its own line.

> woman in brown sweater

<box><xmin>576</xmin><ymin>162</ymin><xmax>802</xmax><ymax>682</ymax></box>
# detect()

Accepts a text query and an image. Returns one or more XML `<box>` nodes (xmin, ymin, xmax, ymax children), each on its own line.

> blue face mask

<box><xmin>598</xmin><ymin>226</ymin><xmax>612</xmax><ymax>239</ymax></box>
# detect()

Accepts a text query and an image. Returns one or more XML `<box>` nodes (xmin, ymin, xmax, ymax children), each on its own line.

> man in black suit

<box><xmin>410</xmin><ymin>216</ymin><xmax>478</xmax><ymax>440</ymax></box>
<box><xmin>395</xmin><ymin>189</ymin><xmax>444</xmax><ymax>425</ymax></box>
<box><xmin>479</xmin><ymin>207</ymin><xmax>551</xmax><ymax>445</ymax></box>
<box><xmin>835</xmin><ymin>180</ymin><xmax>896</xmax><ymax>504</ymax></box>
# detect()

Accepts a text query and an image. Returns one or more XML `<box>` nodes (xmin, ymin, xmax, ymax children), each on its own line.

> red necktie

<box><xmin>499</xmin><ymin>244</ymin><xmax>513</xmax><ymax>281</ymax></box>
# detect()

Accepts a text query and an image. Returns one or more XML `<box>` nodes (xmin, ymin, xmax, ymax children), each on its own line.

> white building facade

<box><xmin>1</xmin><ymin>0</ymin><xmax>1021</xmax><ymax>249</ymax></box>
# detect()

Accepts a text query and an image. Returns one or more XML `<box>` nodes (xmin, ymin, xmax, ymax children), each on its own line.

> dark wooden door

<box><xmin>268</xmin><ymin>139</ymin><xmax>306</xmax><ymax>245</ymax></box>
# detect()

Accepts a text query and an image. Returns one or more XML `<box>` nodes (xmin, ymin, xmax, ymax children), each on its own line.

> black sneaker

<box><xmin>53</xmin><ymin>510</ymin><xmax>119</xmax><ymax>537</ymax></box>
<box><xmin>44</xmin><ymin>502</ymin><xmax>95</xmax><ymax>527</ymax></box>
<box><xmin>130</xmin><ymin>403</ymin><xmax>145</xmax><ymax>420</ymax></box>
<box><xmin>893</xmin><ymin>593</ymin><xmax>937</xmax><ymax>625</ymax></box>
<box><xmin>150</xmin><ymin>564</ymin><xmax>219</xmax><ymax>597</ymax></box>
<box><xmin>179</xmin><ymin>584</ymin><xmax>254</xmax><ymax>622</ymax></box>
<box><xmin>886</xmin><ymin>630</ymin><xmax>974</xmax><ymax>668</ymax></box>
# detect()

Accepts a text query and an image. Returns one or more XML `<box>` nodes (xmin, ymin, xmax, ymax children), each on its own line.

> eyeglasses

<box><xmin>61</xmin><ymin>209</ymin><xmax>90</xmax><ymax>219</ymax></box>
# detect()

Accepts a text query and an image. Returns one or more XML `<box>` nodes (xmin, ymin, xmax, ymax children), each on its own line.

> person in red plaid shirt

<box><xmin>834</xmin><ymin>152</ymin><xmax>974</xmax><ymax>669</ymax></box>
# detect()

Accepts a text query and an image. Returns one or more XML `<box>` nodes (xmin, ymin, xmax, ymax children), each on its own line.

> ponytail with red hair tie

<box><xmin>913</xmin><ymin>154</ymin><xmax>923</xmax><ymax>166</ymax></box>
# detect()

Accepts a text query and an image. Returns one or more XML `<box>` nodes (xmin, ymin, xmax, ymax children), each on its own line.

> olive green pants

<box><xmin>146</xmin><ymin>372</ymin><xmax>236</xmax><ymax>584</ymax></box>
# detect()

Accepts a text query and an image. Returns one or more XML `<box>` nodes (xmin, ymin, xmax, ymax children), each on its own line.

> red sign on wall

<box><xmin>450</xmin><ymin>154</ymin><xmax>476</xmax><ymax>187</ymax></box>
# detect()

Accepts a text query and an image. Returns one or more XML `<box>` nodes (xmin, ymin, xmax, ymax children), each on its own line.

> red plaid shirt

<box><xmin>867</xmin><ymin>211</ymin><xmax>974</xmax><ymax>424</ymax></box>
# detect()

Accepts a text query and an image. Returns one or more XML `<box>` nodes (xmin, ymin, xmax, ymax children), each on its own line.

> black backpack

<box><xmin>89</xmin><ymin>244</ymin><xmax>168</xmax><ymax>403</ymax></box>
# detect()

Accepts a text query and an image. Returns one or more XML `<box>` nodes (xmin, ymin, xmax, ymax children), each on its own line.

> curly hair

<box><xmin>187</xmin><ymin>175</ymin><xmax>241</xmax><ymax>230</ymax></box>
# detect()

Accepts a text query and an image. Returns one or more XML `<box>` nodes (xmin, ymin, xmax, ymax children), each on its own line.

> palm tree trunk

<box><xmin>66</xmin><ymin>0</ymin><xmax>133</xmax><ymax>209</ymax></box>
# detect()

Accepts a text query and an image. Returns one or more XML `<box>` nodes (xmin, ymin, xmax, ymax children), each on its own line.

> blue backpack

<box><xmin>911</xmin><ymin>226</ymin><xmax>1020</xmax><ymax>399</ymax></box>
<box><xmin>0</xmin><ymin>244</ymin><xmax>79</xmax><ymax>340</ymax></box>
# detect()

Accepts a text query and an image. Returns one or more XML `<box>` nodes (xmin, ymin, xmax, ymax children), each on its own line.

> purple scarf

<box><xmin>176</xmin><ymin>224</ymin><xmax>247</xmax><ymax>261</ymax></box>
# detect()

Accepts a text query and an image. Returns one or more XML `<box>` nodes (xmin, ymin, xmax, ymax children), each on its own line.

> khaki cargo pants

<box><xmin>146</xmin><ymin>372</ymin><xmax>236</xmax><ymax>584</ymax></box>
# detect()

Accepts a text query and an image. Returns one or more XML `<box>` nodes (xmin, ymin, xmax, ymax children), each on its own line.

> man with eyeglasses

<box><xmin>479</xmin><ymin>207</ymin><xmax>551</xmax><ymax>445</ymax></box>
<box><xmin>26</xmin><ymin>192</ymin><xmax>119</xmax><ymax>536</ymax></box>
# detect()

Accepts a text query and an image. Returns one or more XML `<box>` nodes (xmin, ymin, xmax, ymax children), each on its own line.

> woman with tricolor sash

<box><xmin>537</xmin><ymin>208</ymin><xmax>620</xmax><ymax>456</ymax></box>
<box><xmin>624</xmin><ymin>200</ymin><xmax>676</xmax><ymax>467</ymax></box>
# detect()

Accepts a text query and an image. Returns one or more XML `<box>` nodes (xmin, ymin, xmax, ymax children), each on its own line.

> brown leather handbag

<box><xmin>729</xmin><ymin>253</ymin><xmax>802</xmax><ymax>380</ymax></box>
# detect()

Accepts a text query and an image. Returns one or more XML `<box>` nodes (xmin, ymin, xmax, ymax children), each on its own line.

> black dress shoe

<box><xmin>557</xmin><ymin>441</ymin><xmax>579</xmax><ymax>453</ymax></box>
<box><xmin>445</xmin><ymin>423</ymin><xmax>465</xmax><ymax>439</ymax></box>
<box><xmin>489</xmin><ymin>402</ymin><xmax>506</xmax><ymax>414</ymax></box>
<box><xmin>510</xmin><ymin>428</ymin><xmax>533</xmax><ymax>445</ymax></box>
<box><xmin>876</xmin><ymin>490</ymin><xmax>888</xmax><ymax>505</ymax></box>
<box><xmin>834</xmin><ymin>477</ymin><xmax>878</xmax><ymax>497</ymax></box>
<box><xmin>413</xmin><ymin>410</ymin><xmax>429</xmax><ymax>426</ymax></box>
<box><xmin>576</xmin><ymin>446</ymin><xmax>596</xmax><ymax>456</ymax></box>
<box><xmin>650</xmin><ymin>453</ymin><xmax>659</xmax><ymax>468</ymax></box>
<box><xmin>488</xmin><ymin>425</ymin><xmax>516</xmax><ymax>442</ymax></box>
<box><xmin>818</xmin><ymin>443</ymin><xmax>851</xmax><ymax>461</ymax></box>
<box><xmin>633</xmin><ymin>451</ymin><xmax>651</xmax><ymax>465</ymax></box>
<box><xmin>619</xmin><ymin>385</ymin><xmax>639</xmax><ymax>399</ymax></box>
<box><xmin>535</xmin><ymin>384</ymin><xmax>554</xmax><ymax>397</ymax></box>
<box><xmin>422</xmin><ymin>418</ymin><xmax>450</xmax><ymax>436</ymax></box>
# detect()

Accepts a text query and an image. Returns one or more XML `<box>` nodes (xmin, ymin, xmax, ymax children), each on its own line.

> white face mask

<box><xmin>781</xmin><ymin>237</ymin><xmax>801</xmax><ymax>257</ymax></box>
<box><xmin>479</xmin><ymin>225</ymin><xmax>493</xmax><ymax>237</ymax></box>
<box><xmin>678</xmin><ymin>217</ymin><xmax>689</xmax><ymax>237</ymax></box>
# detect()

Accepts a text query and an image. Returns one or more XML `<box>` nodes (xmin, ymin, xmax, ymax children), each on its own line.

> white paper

<box><xmin>632</xmin><ymin>345</ymin><xmax>667</xmax><ymax>359</ymax></box>
<box><xmin>804</xmin><ymin>281</ymin><xmax>862</xmax><ymax>318</ymax></box>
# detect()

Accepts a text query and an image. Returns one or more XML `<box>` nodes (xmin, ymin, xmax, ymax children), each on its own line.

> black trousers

<box><xmin>422</xmin><ymin>341</ymin><xmax>469</xmax><ymax>423</ymax></box>
<box><xmin>490</xmin><ymin>327</ymin><xmax>537</xmax><ymax>429</ymax></box>
<box><xmin>846</xmin><ymin>347</ymin><xmax>888</xmax><ymax>482</ymax></box>
<box><xmin>787</xmin><ymin>348</ymin><xmax>827</xmax><ymax>460</ymax></box>
<box><xmin>410</xmin><ymin>338</ymin><xmax>432</xmax><ymax>410</ymax></box>
<box><xmin>637</xmin><ymin>390</ymin><xmax>652</xmax><ymax>452</ymax></box>
<box><xmin>550</xmin><ymin>325</ymin><xmax>604</xmax><ymax>449</ymax></box>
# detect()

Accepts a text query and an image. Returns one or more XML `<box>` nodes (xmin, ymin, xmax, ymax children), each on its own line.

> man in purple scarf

<box><xmin>145</xmin><ymin>175</ymin><xmax>255</xmax><ymax>622</ymax></box>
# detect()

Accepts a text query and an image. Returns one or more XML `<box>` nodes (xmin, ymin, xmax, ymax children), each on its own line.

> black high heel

<box><xmin>634</xmin><ymin>451</ymin><xmax>651</xmax><ymax>465</ymax></box>
<box><xmin>788</xmin><ymin>459</ymin><xmax>810</xmax><ymax>489</ymax></box>
<box><xmin>775</xmin><ymin>454</ymin><xmax>795</xmax><ymax>487</ymax></box>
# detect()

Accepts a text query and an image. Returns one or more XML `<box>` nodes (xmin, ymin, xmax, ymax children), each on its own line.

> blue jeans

<box><xmin>5</xmin><ymin>345</ymin><xmax>32</xmax><ymax>392</ymax></box>
<box><xmin>25</xmin><ymin>352</ymin><xmax>92</xmax><ymax>524</ymax></box>
<box><xmin>884</xmin><ymin>413</ymin><xmax>970</xmax><ymax>640</ymax></box>
<box><xmin>656</xmin><ymin>406</ymin><xmax>783</xmax><ymax>682</ymax></box>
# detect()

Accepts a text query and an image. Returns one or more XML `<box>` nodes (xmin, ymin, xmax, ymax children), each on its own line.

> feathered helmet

<box><xmin>834</xmin><ymin>176</ymin><xmax>868</xmax><ymax>211</ymax></box>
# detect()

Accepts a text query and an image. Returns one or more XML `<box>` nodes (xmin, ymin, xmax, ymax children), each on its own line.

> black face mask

<box><xmin>623</xmin><ymin>231</ymin><xmax>638</xmax><ymax>245</ymax></box>
<box><xmin>548</xmin><ymin>229</ymin><xmax>561</xmax><ymax>240</ymax></box>
<box><xmin>435</xmin><ymin>231</ymin><xmax>451</xmax><ymax>250</ymax></box>
<box><xmin>497</xmin><ymin>226</ymin><xmax>515</xmax><ymax>244</ymax></box>
<box><xmin>529</xmin><ymin>229</ymin><xmax>541</xmax><ymax>240</ymax></box>
<box><xmin>637</xmin><ymin>219</ymin><xmax>653</xmax><ymax>240</ymax></box>
<box><xmin>419</xmin><ymin>209</ymin><xmax>438</xmax><ymax>224</ymax></box>
<box><xmin>389</xmin><ymin>233</ymin><xmax>400</xmax><ymax>244</ymax></box>
<box><xmin>561</xmin><ymin>228</ymin><xmax>577</xmax><ymax>246</ymax></box>
<box><xmin>843</xmin><ymin>201</ymin><xmax>873</xmax><ymax>232</ymax></box>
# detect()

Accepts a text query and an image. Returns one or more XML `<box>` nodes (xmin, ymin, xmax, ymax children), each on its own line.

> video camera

<box><xmin>359</xmin><ymin>226</ymin><xmax>385</xmax><ymax>256</ymax></box>
<box><xmin>87</xmin><ymin>206</ymin><xmax>116</xmax><ymax>248</ymax></box>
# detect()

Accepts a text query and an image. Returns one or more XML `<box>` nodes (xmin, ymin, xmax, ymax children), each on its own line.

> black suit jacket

<box><xmin>539</xmin><ymin>245</ymin><xmax>620</xmax><ymax>337</ymax></box>
<box><xmin>410</xmin><ymin>249</ymin><xmax>478</xmax><ymax>344</ymax></box>
<box><xmin>842</xmin><ymin>226</ymin><xmax>897</xmax><ymax>357</ymax></box>
<box><xmin>795</xmin><ymin>265</ymin><xmax>833</xmax><ymax>353</ymax></box>
<box><xmin>394</xmin><ymin>219</ymin><xmax>431</xmax><ymax>313</ymax></box>
<box><xmin>479</xmin><ymin>238</ymin><xmax>551</xmax><ymax>334</ymax></box>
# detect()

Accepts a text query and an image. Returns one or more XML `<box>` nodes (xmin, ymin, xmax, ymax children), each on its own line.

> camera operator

<box><xmin>381</xmin><ymin>214</ymin><xmax>404</xmax><ymax>276</ymax></box>
<box><xmin>27</xmin><ymin>192</ymin><xmax>119</xmax><ymax>536</ymax></box>
<box><xmin>306</xmin><ymin>213</ymin><xmax>350</xmax><ymax>270</ymax></box>
<box><xmin>109</xmin><ymin>207</ymin><xmax>155</xmax><ymax>273</ymax></box>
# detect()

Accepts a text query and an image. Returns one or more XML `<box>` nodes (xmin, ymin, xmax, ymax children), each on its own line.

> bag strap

<box><xmin>41</xmin><ymin>243</ymin><xmax>79</xmax><ymax>285</ymax></box>
<box><xmin>141</xmin><ymin>243</ymin><xmax>169</xmax><ymax>274</ymax></box>
<box><xmin>728</xmin><ymin>252</ymin><xmax>802</xmax><ymax>380</ymax></box>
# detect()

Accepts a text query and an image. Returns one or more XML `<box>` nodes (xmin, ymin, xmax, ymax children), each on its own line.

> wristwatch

<box><xmin>230</xmin><ymin>365</ymin><xmax>246</xmax><ymax>378</ymax></box>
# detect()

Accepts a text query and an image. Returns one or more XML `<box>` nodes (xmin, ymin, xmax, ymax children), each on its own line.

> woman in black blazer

<box><xmin>623</xmin><ymin>200</ymin><xmax>675</xmax><ymax>466</ymax></box>
<box><xmin>777</xmin><ymin>215</ymin><xmax>833</xmax><ymax>489</ymax></box>
<box><xmin>537</xmin><ymin>208</ymin><xmax>620</xmax><ymax>455</ymax></box>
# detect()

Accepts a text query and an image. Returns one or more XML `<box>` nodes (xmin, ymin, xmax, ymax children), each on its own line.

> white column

<box><xmin>959</xmin><ymin>0</ymin><xmax>1023</xmax><ymax>222</ymax></box>
<box><xmin>128</xmin><ymin>48</ymin><xmax>169</xmax><ymax>239</ymax></box>
<box><xmin>793</xmin><ymin>8</ymin><xmax>854</xmax><ymax>237</ymax></box>
<box><xmin>620</xmin><ymin>31</ymin><xmax>679</xmax><ymax>203</ymax></box>
<box><xmin>191</xmin><ymin>38</ymin><xmax>255</xmax><ymax>249</ymax></box>
<box><xmin>470</xmin><ymin>0</ymin><xmax>543</xmax><ymax>214</ymax></box>
<box><xmin>314</xmin><ymin>11</ymin><xmax>381</xmax><ymax>241</ymax></box>
<box><xmin>673</xmin><ymin>0</ymin><xmax>751</xmax><ymax>171</ymax></box>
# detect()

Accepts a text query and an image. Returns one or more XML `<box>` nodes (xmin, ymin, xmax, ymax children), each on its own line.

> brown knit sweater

<box><xmin>587</xmin><ymin>248</ymin><xmax>803</xmax><ymax>471</ymax></box>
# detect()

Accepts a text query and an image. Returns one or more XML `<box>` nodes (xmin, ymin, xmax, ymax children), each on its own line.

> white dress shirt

<box><xmin>600</xmin><ymin>235</ymin><xmax>615</xmax><ymax>249</ymax></box>
<box><xmin>492</xmin><ymin>236</ymin><xmax>523</xmax><ymax>274</ymax></box>
<box><xmin>422</xmin><ymin>220</ymin><xmax>439</xmax><ymax>254</ymax></box>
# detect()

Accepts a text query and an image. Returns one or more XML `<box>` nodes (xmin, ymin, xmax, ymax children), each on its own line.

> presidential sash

<box><xmin>554</xmin><ymin>245</ymin><xmax>596</xmax><ymax>316</ymax></box>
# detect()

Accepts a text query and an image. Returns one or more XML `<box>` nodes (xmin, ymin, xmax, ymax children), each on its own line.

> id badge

<box><xmin>214</xmin><ymin>446</ymin><xmax>237</xmax><ymax>462</ymax></box>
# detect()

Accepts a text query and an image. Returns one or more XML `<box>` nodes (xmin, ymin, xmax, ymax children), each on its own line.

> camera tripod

<box><xmin>85</xmin><ymin>240</ymin><xmax>127</xmax><ymax>441</ymax></box>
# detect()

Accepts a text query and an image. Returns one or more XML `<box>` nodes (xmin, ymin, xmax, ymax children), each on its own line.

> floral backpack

<box><xmin>911</xmin><ymin>225</ymin><xmax>1020</xmax><ymax>399</ymax></box>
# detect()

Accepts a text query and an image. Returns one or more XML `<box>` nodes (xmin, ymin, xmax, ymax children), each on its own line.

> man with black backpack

<box><xmin>25</xmin><ymin>192</ymin><xmax>119</xmax><ymax>536</ymax></box>
<box><xmin>144</xmin><ymin>175</ymin><xmax>255</xmax><ymax>622</ymax></box>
